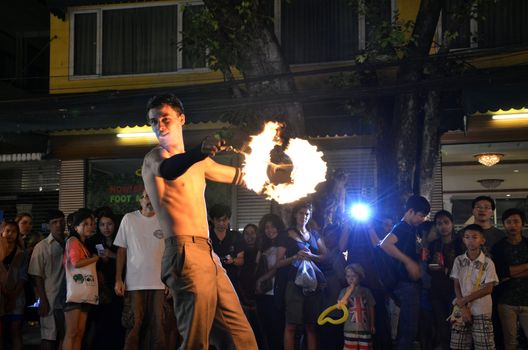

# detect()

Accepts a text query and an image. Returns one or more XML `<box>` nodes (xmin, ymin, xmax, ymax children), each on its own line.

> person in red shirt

<box><xmin>63</xmin><ymin>210</ymin><xmax>99</xmax><ymax>350</ymax></box>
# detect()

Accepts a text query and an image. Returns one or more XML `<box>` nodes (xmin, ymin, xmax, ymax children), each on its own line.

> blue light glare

<box><xmin>350</xmin><ymin>203</ymin><xmax>371</xmax><ymax>221</ymax></box>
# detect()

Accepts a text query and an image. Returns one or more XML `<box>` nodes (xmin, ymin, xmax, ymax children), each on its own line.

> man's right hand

<box><xmin>201</xmin><ymin>135</ymin><xmax>226</xmax><ymax>157</ymax></box>
<box><xmin>405</xmin><ymin>260</ymin><xmax>421</xmax><ymax>281</ymax></box>
<box><xmin>38</xmin><ymin>297</ymin><xmax>50</xmax><ymax>317</ymax></box>
<box><xmin>114</xmin><ymin>280</ymin><xmax>125</xmax><ymax>297</ymax></box>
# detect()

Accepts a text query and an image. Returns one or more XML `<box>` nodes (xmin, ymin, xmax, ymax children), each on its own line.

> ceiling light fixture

<box><xmin>474</xmin><ymin>153</ymin><xmax>504</xmax><ymax>167</ymax></box>
<box><xmin>116</xmin><ymin>132</ymin><xmax>155</xmax><ymax>139</ymax></box>
<box><xmin>477</xmin><ymin>178</ymin><xmax>504</xmax><ymax>189</ymax></box>
<box><xmin>492</xmin><ymin>113</ymin><xmax>528</xmax><ymax>120</ymax></box>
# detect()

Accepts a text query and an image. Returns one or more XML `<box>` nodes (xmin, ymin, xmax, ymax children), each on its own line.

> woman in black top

<box><xmin>84</xmin><ymin>209</ymin><xmax>124</xmax><ymax>350</ymax></box>
<box><xmin>427</xmin><ymin>210</ymin><xmax>464</xmax><ymax>350</ymax></box>
<box><xmin>281</xmin><ymin>201</ymin><xmax>327</xmax><ymax>350</ymax></box>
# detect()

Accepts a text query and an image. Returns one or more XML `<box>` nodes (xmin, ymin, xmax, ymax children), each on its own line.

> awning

<box><xmin>0</xmin><ymin>84</ymin><xmax>232</xmax><ymax>133</ymax></box>
<box><xmin>463</xmin><ymin>82</ymin><xmax>528</xmax><ymax>114</ymax></box>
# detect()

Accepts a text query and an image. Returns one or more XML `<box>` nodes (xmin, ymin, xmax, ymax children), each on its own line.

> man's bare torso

<box><xmin>142</xmin><ymin>146</ymin><xmax>210</xmax><ymax>239</ymax></box>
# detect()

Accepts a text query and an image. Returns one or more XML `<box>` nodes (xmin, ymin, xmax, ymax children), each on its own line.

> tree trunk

<box><xmin>419</xmin><ymin>90</ymin><xmax>441</xmax><ymax>203</ymax></box>
<box><xmin>376</xmin><ymin>0</ymin><xmax>443</xmax><ymax>216</ymax></box>
<box><xmin>393</xmin><ymin>92</ymin><xmax>420</xmax><ymax>212</ymax></box>
<box><xmin>203</xmin><ymin>0</ymin><xmax>304</xmax><ymax>138</ymax></box>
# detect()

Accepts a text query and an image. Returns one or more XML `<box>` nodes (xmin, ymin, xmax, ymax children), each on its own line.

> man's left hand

<box><xmin>201</xmin><ymin>135</ymin><xmax>226</xmax><ymax>157</ymax></box>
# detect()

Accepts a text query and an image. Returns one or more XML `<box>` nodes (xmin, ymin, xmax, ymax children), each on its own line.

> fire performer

<box><xmin>141</xmin><ymin>94</ymin><xmax>258</xmax><ymax>350</ymax></box>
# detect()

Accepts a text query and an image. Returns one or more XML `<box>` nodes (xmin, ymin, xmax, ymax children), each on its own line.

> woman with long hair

<box><xmin>15</xmin><ymin>213</ymin><xmax>38</xmax><ymax>249</ymax></box>
<box><xmin>282</xmin><ymin>201</ymin><xmax>327</xmax><ymax>350</ymax></box>
<box><xmin>84</xmin><ymin>208</ymin><xmax>125</xmax><ymax>350</ymax></box>
<box><xmin>254</xmin><ymin>214</ymin><xmax>289</xmax><ymax>350</ymax></box>
<box><xmin>0</xmin><ymin>221</ymin><xmax>27</xmax><ymax>350</ymax></box>
<box><xmin>63</xmin><ymin>209</ymin><xmax>99</xmax><ymax>350</ymax></box>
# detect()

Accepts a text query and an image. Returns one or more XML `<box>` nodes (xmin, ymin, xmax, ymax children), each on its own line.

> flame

<box><xmin>242</xmin><ymin>121</ymin><xmax>327</xmax><ymax>204</ymax></box>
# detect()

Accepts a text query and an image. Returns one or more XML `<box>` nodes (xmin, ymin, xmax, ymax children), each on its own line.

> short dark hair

<box><xmin>461</xmin><ymin>223</ymin><xmax>484</xmax><ymax>236</ymax></box>
<box><xmin>502</xmin><ymin>208</ymin><xmax>526</xmax><ymax>225</ymax></box>
<box><xmin>405</xmin><ymin>195</ymin><xmax>431</xmax><ymax>215</ymax></box>
<box><xmin>208</xmin><ymin>204</ymin><xmax>231</xmax><ymax>220</ymax></box>
<box><xmin>472</xmin><ymin>195</ymin><xmax>496</xmax><ymax>211</ymax></box>
<box><xmin>146</xmin><ymin>94</ymin><xmax>184</xmax><ymax>117</ymax></box>
<box><xmin>434</xmin><ymin>210</ymin><xmax>453</xmax><ymax>224</ymax></box>
<box><xmin>46</xmin><ymin>210</ymin><xmax>64</xmax><ymax>223</ymax></box>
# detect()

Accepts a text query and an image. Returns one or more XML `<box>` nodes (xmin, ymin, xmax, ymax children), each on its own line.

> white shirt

<box><xmin>28</xmin><ymin>233</ymin><xmax>66</xmax><ymax>311</ymax></box>
<box><xmin>450</xmin><ymin>251</ymin><xmax>498</xmax><ymax>316</ymax></box>
<box><xmin>114</xmin><ymin>210</ymin><xmax>165</xmax><ymax>291</ymax></box>
<box><xmin>263</xmin><ymin>246</ymin><xmax>278</xmax><ymax>296</ymax></box>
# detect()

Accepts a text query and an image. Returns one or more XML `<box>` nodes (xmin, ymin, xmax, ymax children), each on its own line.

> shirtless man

<box><xmin>141</xmin><ymin>94</ymin><xmax>257</xmax><ymax>350</ymax></box>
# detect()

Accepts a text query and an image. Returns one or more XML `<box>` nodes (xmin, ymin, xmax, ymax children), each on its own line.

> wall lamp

<box><xmin>492</xmin><ymin>113</ymin><xmax>528</xmax><ymax>120</ymax></box>
<box><xmin>116</xmin><ymin>132</ymin><xmax>155</xmax><ymax>139</ymax></box>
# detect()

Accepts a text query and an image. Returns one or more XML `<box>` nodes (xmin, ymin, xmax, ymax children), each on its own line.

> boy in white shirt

<box><xmin>450</xmin><ymin>224</ymin><xmax>499</xmax><ymax>350</ymax></box>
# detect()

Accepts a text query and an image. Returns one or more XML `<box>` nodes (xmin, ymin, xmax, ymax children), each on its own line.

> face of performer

<box><xmin>99</xmin><ymin>216</ymin><xmax>116</xmax><ymax>238</ymax></box>
<box><xmin>148</xmin><ymin>104</ymin><xmax>185</xmax><ymax>152</ymax></box>
<box><xmin>18</xmin><ymin>215</ymin><xmax>33</xmax><ymax>237</ymax></box>
<box><xmin>140</xmin><ymin>191</ymin><xmax>155</xmax><ymax>216</ymax></box>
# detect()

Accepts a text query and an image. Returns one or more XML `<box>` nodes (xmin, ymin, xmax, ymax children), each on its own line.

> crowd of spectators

<box><xmin>0</xmin><ymin>193</ymin><xmax>526</xmax><ymax>350</ymax></box>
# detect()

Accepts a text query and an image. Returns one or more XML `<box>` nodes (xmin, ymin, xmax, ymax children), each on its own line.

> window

<box><xmin>442</xmin><ymin>0</ymin><xmax>528</xmax><ymax>50</ymax></box>
<box><xmin>71</xmin><ymin>3</ymin><xmax>206</xmax><ymax>77</ymax></box>
<box><xmin>281</xmin><ymin>0</ymin><xmax>360</xmax><ymax>64</ymax></box>
<box><xmin>477</xmin><ymin>0</ymin><xmax>528</xmax><ymax>48</ymax></box>
<box><xmin>442</xmin><ymin>0</ymin><xmax>472</xmax><ymax>49</ymax></box>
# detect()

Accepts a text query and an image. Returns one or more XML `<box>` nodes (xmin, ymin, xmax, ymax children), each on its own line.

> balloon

<box><xmin>317</xmin><ymin>303</ymin><xmax>349</xmax><ymax>325</ymax></box>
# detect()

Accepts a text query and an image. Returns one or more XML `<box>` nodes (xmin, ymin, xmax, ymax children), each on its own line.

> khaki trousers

<box><xmin>162</xmin><ymin>236</ymin><xmax>257</xmax><ymax>350</ymax></box>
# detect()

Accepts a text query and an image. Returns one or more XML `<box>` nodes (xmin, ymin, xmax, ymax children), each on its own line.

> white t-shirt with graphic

<box><xmin>114</xmin><ymin>210</ymin><xmax>165</xmax><ymax>291</ymax></box>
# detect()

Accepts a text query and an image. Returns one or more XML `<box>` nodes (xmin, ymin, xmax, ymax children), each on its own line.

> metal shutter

<box><xmin>0</xmin><ymin>160</ymin><xmax>60</xmax><ymax>228</ymax></box>
<box><xmin>323</xmin><ymin>148</ymin><xmax>377</xmax><ymax>200</ymax></box>
<box><xmin>233</xmin><ymin>147</ymin><xmax>377</xmax><ymax>230</ymax></box>
<box><xmin>430</xmin><ymin>155</ymin><xmax>444</xmax><ymax>217</ymax></box>
<box><xmin>234</xmin><ymin>187</ymin><xmax>272</xmax><ymax>231</ymax></box>
<box><xmin>59</xmin><ymin>160</ymin><xmax>86</xmax><ymax>216</ymax></box>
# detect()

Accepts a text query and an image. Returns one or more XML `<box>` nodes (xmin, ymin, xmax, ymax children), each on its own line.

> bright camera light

<box><xmin>350</xmin><ymin>203</ymin><xmax>371</xmax><ymax>221</ymax></box>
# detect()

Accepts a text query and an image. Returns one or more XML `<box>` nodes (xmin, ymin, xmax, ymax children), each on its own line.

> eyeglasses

<box><xmin>475</xmin><ymin>206</ymin><xmax>492</xmax><ymax>211</ymax></box>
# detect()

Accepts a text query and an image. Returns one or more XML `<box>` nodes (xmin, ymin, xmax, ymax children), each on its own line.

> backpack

<box><xmin>372</xmin><ymin>244</ymin><xmax>400</xmax><ymax>291</ymax></box>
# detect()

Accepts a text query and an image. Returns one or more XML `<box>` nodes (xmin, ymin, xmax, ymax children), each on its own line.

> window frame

<box><xmin>69</xmin><ymin>0</ymin><xmax>208</xmax><ymax>79</ymax></box>
<box><xmin>274</xmin><ymin>0</ymin><xmax>394</xmax><ymax>66</ymax></box>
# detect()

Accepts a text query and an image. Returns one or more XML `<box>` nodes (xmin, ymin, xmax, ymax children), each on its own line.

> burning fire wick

<box><xmin>240</xmin><ymin>121</ymin><xmax>327</xmax><ymax>204</ymax></box>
